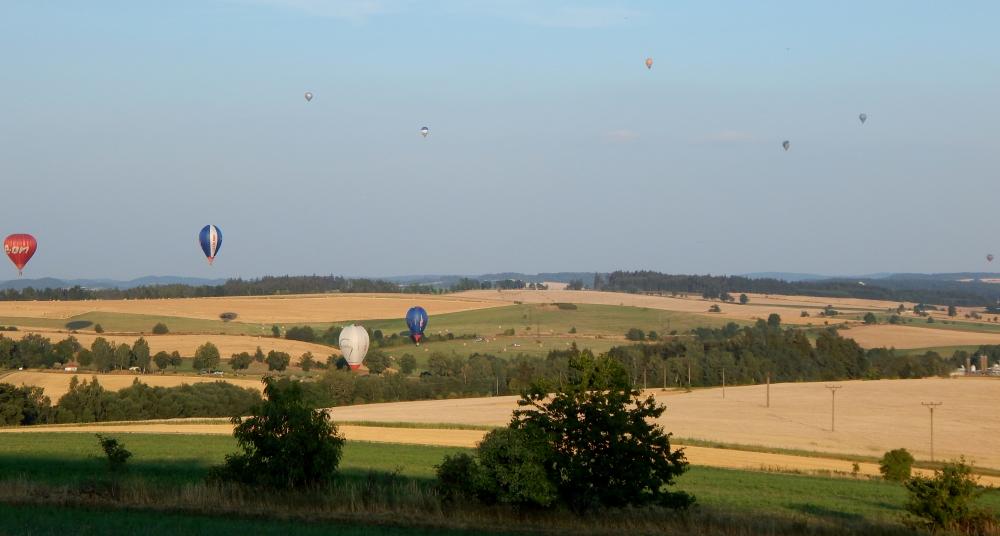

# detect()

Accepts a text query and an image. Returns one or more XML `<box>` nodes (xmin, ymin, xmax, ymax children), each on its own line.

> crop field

<box><xmin>0</xmin><ymin>432</ymin><xmax>997</xmax><ymax>534</ymax></box>
<box><xmin>0</xmin><ymin>293</ymin><xmax>501</xmax><ymax>324</ymax></box>
<box><xmin>844</xmin><ymin>324</ymin><xmax>1000</xmax><ymax>349</ymax></box>
<box><xmin>1</xmin><ymin>371</ymin><xmax>265</xmax><ymax>400</ymax></box>
<box><xmin>320</xmin><ymin>378</ymin><xmax>1000</xmax><ymax>470</ymax></box>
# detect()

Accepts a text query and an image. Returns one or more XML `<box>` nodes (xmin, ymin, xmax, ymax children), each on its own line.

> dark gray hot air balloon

<box><xmin>304</xmin><ymin>91</ymin><xmax>313</xmax><ymax>102</ymax></box>
<box><xmin>859</xmin><ymin>113</ymin><xmax>867</xmax><ymax>124</ymax></box>
<box><xmin>420</xmin><ymin>126</ymin><xmax>429</xmax><ymax>138</ymax></box>
<box><xmin>988</xmin><ymin>254</ymin><xmax>994</xmax><ymax>263</ymax></box>
<box><xmin>782</xmin><ymin>140</ymin><xmax>790</xmax><ymax>151</ymax></box>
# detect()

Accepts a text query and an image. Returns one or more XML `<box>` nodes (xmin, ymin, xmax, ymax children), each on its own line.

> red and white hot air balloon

<box><xmin>4</xmin><ymin>234</ymin><xmax>37</xmax><ymax>276</ymax></box>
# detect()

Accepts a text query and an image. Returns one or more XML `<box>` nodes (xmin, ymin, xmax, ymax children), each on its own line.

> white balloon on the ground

<box><xmin>338</xmin><ymin>325</ymin><xmax>370</xmax><ymax>370</ymax></box>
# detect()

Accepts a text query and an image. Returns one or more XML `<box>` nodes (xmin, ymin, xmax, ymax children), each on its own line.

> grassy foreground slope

<box><xmin>2</xmin><ymin>432</ymin><xmax>998</xmax><ymax>531</ymax></box>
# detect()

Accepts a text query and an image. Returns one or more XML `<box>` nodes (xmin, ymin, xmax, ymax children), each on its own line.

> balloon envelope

<box><xmin>645</xmin><ymin>57</ymin><xmax>653</xmax><ymax>69</ymax></box>
<box><xmin>782</xmin><ymin>140</ymin><xmax>790</xmax><ymax>151</ymax></box>
<box><xmin>304</xmin><ymin>92</ymin><xmax>313</xmax><ymax>102</ymax></box>
<box><xmin>339</xmin><ymin>325</ymin><xmax>370</xmax><ymax>370</ymax></box>
<box><xmin>4</xmin><ymin>234</ymin><xmax>36</xmax><ymax>276</ymax></box>
<box><xmin>420</xmin><ymin>126</ymin><xmax>429</xmax><ymax>137</ymax></box>
<box><xmin>406</xmin><ymin>306</ymin><xmax>429</xmax><ymax>343</ymax></box>
<box><xmin>859</xmin><ymin>113</ymin><xmax>867</xmax><ymax>124</ymax></box>
<box><xmin>199</xmin><ymin>225</ymin><xmax>222</xmax><ymax>264</ymax></box>
<box><xmin>989</xmin><ymin>254</ymin><xmax>995</xmax><ymax>262</ymax></box>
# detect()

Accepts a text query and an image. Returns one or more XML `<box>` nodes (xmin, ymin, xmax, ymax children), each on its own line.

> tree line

<box><xmin>0</xmin><ymin>275</ymin><xmax>436</xmax><ymax>301</ymax></box>
<box><xmin>0</xmin><ymin>377</ymin><xmax>262</xmax><ymax>426</ymax></box>
<box><xmin>601</xmin><ymin>270</ymin><xmax>1000</xmax><ymax>307</ymax></box>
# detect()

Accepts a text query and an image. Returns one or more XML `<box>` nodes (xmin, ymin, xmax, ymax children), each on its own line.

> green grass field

<box><xmin>2</xmin><ymin>431</ymin><xmax>997</xmax><ymax>530</ymax></box>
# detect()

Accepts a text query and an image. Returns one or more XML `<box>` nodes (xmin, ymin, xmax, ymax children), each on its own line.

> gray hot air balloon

<box><xmin>420</xmin><ymin>126</ymin><xmax>429</xmax><ymax>138</ymax></box>
<box><xmin>859</xmin><ymin>113</ymin><xmax>867</xmax><ymax>124</ymax></box>
<box><xmin>782</xmin><ymin>140</ymin><xmax>790</xmax><ymax>151</ymax></box>
<box><xmin>304</xmin><ymin>91</ymin><xmax>313</xmax><ymax>102</ymax></box>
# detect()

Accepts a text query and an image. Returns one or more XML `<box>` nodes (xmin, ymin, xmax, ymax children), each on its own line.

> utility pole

<box><xmin>766</xmin><ymin>372</ymin><xmax>771</xmax><ymax>408</ymax></box>
<box><xmin>722</xmin><ymin>367</ymin><xmax>726</xmax><ymax>399</ymax></box>
<box><xmin>687</xmin><ymin>362</ymin><xmax>692</xmax><ymax>391</ymax></box>
<box><xmin>662</xmin><ymin>363</ymin><xmax>667</xmax><ymax>391</ymax></box>
<box><xmin>922</xmin><ymin>402</ymin><xmax>942</xmax><ymax>462</ymax></box>
<box><xmin>825</xmin><ymin>385</ymin><xmax>842</xmax><ymax>432</ymax></box>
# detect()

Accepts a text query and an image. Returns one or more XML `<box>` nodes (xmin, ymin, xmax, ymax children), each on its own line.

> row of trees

<box><xmin>0</xmin><ymin>275</ymin><xmax>436</xmax><ymax>302</ymax></box>
<box><xmin>0</xmin><ymin>376</ymin><xmax>262</xmax><ymax>425</ymax></box>
<box><xmin>602</xmin><ymin>270</ymin><xmax>1000</xmax><ymax>307</ymax></box>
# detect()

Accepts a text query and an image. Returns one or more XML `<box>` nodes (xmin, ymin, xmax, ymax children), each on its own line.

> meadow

<box><xmin>1</xmin><ymin>432</ymin><xmax>997</xmax><ymax>535</ymax></box>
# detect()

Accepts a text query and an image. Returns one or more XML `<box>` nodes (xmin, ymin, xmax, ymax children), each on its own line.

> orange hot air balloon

<box><xmin>4</xmin><ymin>234</ymin><xmax>37</xmax><ymax>276</ymax></box>
<box><xmin>645</xmin><ymin>57</ymin><xmax>653</xmax><ymax>69</ymax></box>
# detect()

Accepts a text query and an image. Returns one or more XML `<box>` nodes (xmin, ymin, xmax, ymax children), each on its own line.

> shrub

<box><xmin>399</xmin><ymin>354</ymin><xmax>417</xmax><ymax>375</ymax></box>
<box><xmin>904</xmin><ymin>459</ymin><xmax>993</xmax><ymax>533</ymax></box>
<box><xmin>879</xmin><ymin>448</ymin><xmax>914</xmax><ymax>482</ymax></box>
<box><xmin>473</xmin><ymin>427</ymin><xmax>558</xmax><ymax>507</ymax></box>
<box><xmin>435</xmin><ymin>453</ymin><xmax>479</xmax><ymax>503</ymax></box>
<box><xmin>219</xmin><ymin>312</ymin><xmax>238</xmax><ymax>322</ymax></box>
<box><xmin>554</xmin><ymin>303</ymin><xmax>577</xmax><ymax>310</ymax></box>
<box><xmin>285</xmin><ymin>326</ymin><xmax>316</xmax><ymax>343</ymax></box>
<box><xmin>96</xmin><ymin>434</ymin><xmax>132</xmax><ymax>473</ymax></box>
<box><xmin>568</xmin><ymin>327</ymin><xmax>577</xmax><ymax>334</ymax></box>
<box><xmin>266</xmin><ymin>350</ymin><xmax>291</xmax><ymax>372</ymax></box>
<box><xmin>708</xmin><ymin>305</ymin><xmax>721</xmax><ymax>313</ymax></box>
<box><xmin>625</xmin><ymin>328</ymin><xmax>645</xmax><ymax>341</ymax></box>
<box><xmin>211</xmin><ymin>378</ymin><xmax>344</xmax><ymax>488</ymax></box>
<box><xmin>94</xmin><ymin>324</ymin><xmax>104</xmax><ymax>334</ymax></box>
<box><xmin>151</xmin><ymin>322</ymin><xmax>169</xmax><ymax>334</ymax></box>
<box><xmin>863</xmin><ymin>312</ymin><xmax>877</xmax><ymax>325</ymax></box>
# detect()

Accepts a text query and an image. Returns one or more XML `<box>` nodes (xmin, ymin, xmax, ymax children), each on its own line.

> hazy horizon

<box><xmin>2</xmin><ymin>1</ymin><xmax>998</xmax><ymax>280</ymax></box>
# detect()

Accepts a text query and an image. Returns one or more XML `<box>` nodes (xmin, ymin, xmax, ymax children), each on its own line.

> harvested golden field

<box><xmin>0</xmin><ymin>371</ymin><xmax>263</xmax><ymax>400</ymax></box>
<box><xmin>456</xmin><ymin>289</ymin><xmax>866</xmax><ymax>325</ymax></box>
<box><xmin>0</xmin><ymin>293</ymin><xmax>500</xmax><ymax>324</ymax></box>
<box><xmin>845</xmin><ymin>324</ymin><xmax>1000</xmax><ymax>349</ymax></box>
<box><xmin>326</xmin><ymin>378</ymin><xmax>1000</xmax><ymax>470</ymax></box>
<box><xmin>5</xmin><ymin>329</ymin><xmax>336</xmax><ymax>360</ymax></box>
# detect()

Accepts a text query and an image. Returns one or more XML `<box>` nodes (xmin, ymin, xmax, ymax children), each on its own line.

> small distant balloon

<box><xmin>199</xmin><ymin>225</ymin><xmax>222</xmax><ymax>265</ymax></box>
<box><xmin>782</xmin><ymin>140</ymin><xmax>790</xmax><ymax>151</ymax></box>
<box><xmin>859</xmin><ymin>113</ymin><xmax>867</xmax><ymax>124</ymax></box>
<box><xmin>989</xmin><ymin>254</ymin><xmax>995</xmax><ymax>263</ymax></box>
<box><xmin>645</xmin><ymin>57</ymin><xmax>653</xmax><ymax>69</ymax></box>
<box><xmin>420</xmin><ymin>126</ymin><xmax>429</xmax><ymax>138</ymax></box>
<box><xmin>4</xmin><ymin>234</ymin><xmax>37</xmax><ymax>276</ymax></box>
<box><xmin>304</xmin><ymin>92</ymin><xmax>313</xmax><ymax>102</ymax></box>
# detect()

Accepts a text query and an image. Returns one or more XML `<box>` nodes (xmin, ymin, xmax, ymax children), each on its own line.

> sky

<box><xmin>1</xmin><ymin>1</ymin><xmax>998</xmax><ymax>280</ymax></box>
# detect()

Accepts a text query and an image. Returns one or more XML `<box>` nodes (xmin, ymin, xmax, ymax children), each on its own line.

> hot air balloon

<box><xmin>859</xmin><ymin>113</ymin><xmax>867</xmax><ymax>124</ymax></box>
<box><xmin>645</xmin><ymin>57</ymin><xmax>653</xmax><ymax>69</ymax></box>
<box><xmin>199</xmin><ymin>225</ymin><xmax>222</xmax><ymax>265</ymax></box>
<box><xmin>420</xmin><ymin>126</ymin><xmax>429</xmax><ymax>138</ymax></box>
<box><xmin>338</xmin><ymin>324</ymin><xmax>370</xmax><ymax>370</ymax></box>
<box><xmin>304</xmin><ymin>91</ymin><xmax>313</xmax><ymax>102</ymax></box>
<box><xmin>989</xmin><ymin>254</ymin><xmax>995</xmax><ymax>263</ymax></box>
<box><xmin>4</xmin><ymin>234</ymin><xmax>36</xmax><ymax>276</ymax></box>
<box><xmin>782</xmin><ymin>140</ymin><xmax>790</xmax><ymax>151</ymax></box>
<box><xmin>406</xmin><ymin>306</ymin><xmax>429</xmax><ymax>343</ymax></box>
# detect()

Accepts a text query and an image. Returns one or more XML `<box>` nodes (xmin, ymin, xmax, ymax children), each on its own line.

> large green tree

<box><xmin>193</xmin><ymin>342</ymin><xmax>221</xmax><ymax>371</ymax></box>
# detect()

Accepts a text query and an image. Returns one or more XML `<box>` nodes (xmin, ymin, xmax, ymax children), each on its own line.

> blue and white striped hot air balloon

<box><xmin>199</xmin><ymin>225</ymin><xmax>222</xmax><ymax>265</ymax></box>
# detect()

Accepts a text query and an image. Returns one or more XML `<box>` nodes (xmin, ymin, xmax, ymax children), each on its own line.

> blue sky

<box><xmin>1</xmin><ymin>1</ymin><xmax>997</xmax><ymax>279</ymax></box>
